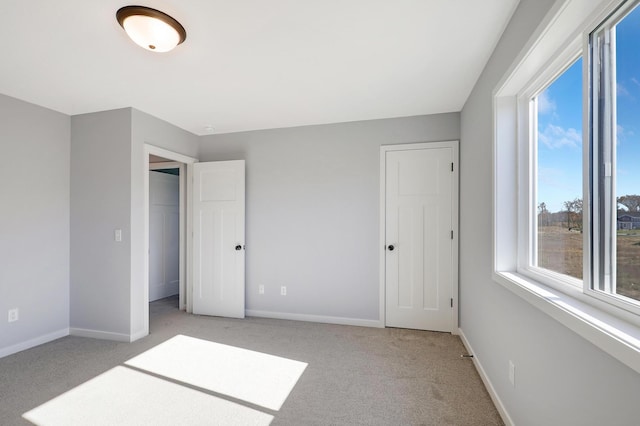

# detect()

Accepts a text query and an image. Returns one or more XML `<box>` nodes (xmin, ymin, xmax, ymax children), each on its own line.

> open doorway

<box><xmin>142</xmin><ymin>145</ymin><xmax>197</xmax><ymax>337</ymax></box>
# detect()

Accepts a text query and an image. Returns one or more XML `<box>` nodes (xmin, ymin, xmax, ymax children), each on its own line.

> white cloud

<box><xmin>538</xmin><ymin>123</ymin><xmax>582</xmax><ymax>149</ymax></box>
<box><xmin>537</xmin><ymin>90</ymin><xmax>556</xmax><ymax>115</ymax></box>
<box><xmin>617</xmin><ymin>82</ymin><xmax>632</xmax><ymax>97</ymax></box>
<box><xmin>617</xmin><ymin>124</ymin><xmax>634</xmax><ymax>140</ymax></box>
<box><xmin>616</xmin><ymin>124</ymin><xmax>636</xmax><ymax>146</ymax></box>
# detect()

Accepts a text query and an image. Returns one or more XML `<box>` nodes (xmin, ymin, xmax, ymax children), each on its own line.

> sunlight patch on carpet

<box><xmin>23</xmin><ymin>366</ymin><xmax>273</xmax><ymax>426</ymax></box>
<box><xmin>125</xmin><ymin>335</ymin><xmax>308</xmax><ymax>411</ymax></box>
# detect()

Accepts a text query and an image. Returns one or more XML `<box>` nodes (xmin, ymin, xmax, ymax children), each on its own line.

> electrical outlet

<box><xmin>114</xmin><ymin>229</ymin><xmax>122</xmax><ymax>242</ymax></box>
<box><xmin>258</xmin><ymin>285</ymin><xmax>265</xmax><ymax>295</ymax></box>
<box><xmin>8</xmin><ymin>308</ymin><xmax>19</xmax><ymax>323</ymax></box>
<box><xmin>508</xmin><ymin>360</ymin><xmax>515</xmax><ymax>387</ymax></box>
<box><xmin>280</xmin><ymin>286</ymin><xmax>287</xmax><ymax>296</ymax></box>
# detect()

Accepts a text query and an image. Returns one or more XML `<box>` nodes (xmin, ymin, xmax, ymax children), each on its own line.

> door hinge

<box><xmin>450</xmin><ymin>298</ymin><xmax>453</xmax><ymax>308</ymax></box>
<box><xmin>451</xmin><ymin>162</ymin><xmax>454</xmax><ymax>172</ymax></box>
<box><xmin>451</xmin><ymin>230</ymin><xmax>453</xmax><ymax>239</ymax></box>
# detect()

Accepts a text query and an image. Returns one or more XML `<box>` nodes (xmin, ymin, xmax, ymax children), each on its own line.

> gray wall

<box><xmin>199</xmin><ymin>114</ymin><xmax>459</xmax><ymax>321</ymax></box>
<box><xmin>70</xmin><ymin>108</ymin><xmax>132</xmax><ymax>337</ymax></box>
<box><xmin>459</xmin><ymin>0</ymin><xmax>640</xmax><ymax>424</ymax></box>
<box><xmin>70</xmin><ymin>108</ymin><xmax>198</xmax><ymax>340</ymax></box>
<box><xmin>0</xmin><ymin>94</ymin><xmax>70</xmax><ymax>354</ymax></box>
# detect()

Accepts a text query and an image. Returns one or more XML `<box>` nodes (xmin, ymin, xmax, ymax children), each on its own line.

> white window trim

<box><xmin>493</xmin><ymin>0</ymin><xmax>640</xmax><ymax>375</ymax></box>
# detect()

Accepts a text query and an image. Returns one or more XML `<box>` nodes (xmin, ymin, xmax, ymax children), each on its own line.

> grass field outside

<box><xmin>537</xmin><ymin>225</ymin><xmax>640</xmax><ymax>301</ymax></box>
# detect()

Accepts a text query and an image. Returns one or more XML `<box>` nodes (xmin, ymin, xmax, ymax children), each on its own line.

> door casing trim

<box><xmin>140</xmin><ymin>144</ymin><xmax>197</xmax><ymax>340</ymax></box>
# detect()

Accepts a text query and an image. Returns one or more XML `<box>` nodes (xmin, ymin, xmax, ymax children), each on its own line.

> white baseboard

<box><xmin>245</xmin><ymin>310</ymin><xmax>383</xmax><ymax>328</ymax></box>
<box><xmin>458</xmin><ymin>328</ymin><xmax>514</xmax><ymax>426</ymax></box>
<box><xmin>70</xmin><ymin>327</ymin><xmax>130</xmax><ymax>342</ymax></box>
<box><xmin>0</xmin><ymin>328</ymin><xmax>69</xmax><ymax>359</ymax></box>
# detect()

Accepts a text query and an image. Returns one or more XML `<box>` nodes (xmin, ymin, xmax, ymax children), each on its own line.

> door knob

<box><xmin>387</xmin><ymin>244</ymin><xmax>395</xmax><ymax>251</ymax></box>
<box><xmin>235</xmin><ymin>245</ymin><xmax>242</xmax><ymax>251</ymax></box>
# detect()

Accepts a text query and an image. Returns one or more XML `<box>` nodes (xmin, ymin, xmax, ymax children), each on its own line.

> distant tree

<box><xmin>563</xmin><ymin>200</ymin><xmax>571</xmax><ymax>229</ymax></box>
<box><xmin>538</xmin><ymin>202</ymin><xmax>550</xmax><ymax>226</ymax></box>
<box><xmin>574</xmin><ymin>198</ymin><xmax>583</xmax><ymax>214</ymax></box>
<box><xmin>617</xmin><ymin>195</ymin><xmax>640</xmax><ymax>212</ymax></box>
<box><xmin>563</xmin><ymin>198</ymin><xmax>583</xmax><ymax>230</ymax></box>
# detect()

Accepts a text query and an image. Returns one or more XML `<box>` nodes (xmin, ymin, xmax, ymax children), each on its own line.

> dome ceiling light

<box><xmin>116</xmin><ymin>5</ymin><xmax>186</xmax><ymax>53</ymax></box>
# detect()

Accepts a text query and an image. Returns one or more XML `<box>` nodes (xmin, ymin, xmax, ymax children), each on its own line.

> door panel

<box><xmin>193</xmin><ymin>161</ymin><xmax>245</xmax><ymax>318</ymax></box>
<box><xmin>385</xmin><ymin>147</ymin><xmax>454</xmax><ymax>332</ymax></box>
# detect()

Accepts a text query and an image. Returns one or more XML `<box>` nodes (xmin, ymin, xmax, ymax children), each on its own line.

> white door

<box><xmin>383</xmin><ymin>143</ymin><xmax>457</xmax><ymax>332</ymax></box>
<box><xmin>192</xmin><ymin>160</ymin><xmax>245</xmax><ymax>318</ymax></box>
<box><xmin>149</xmin><ymin>171</ymin><xmax>180</xmax><ymax>302</ymax></box>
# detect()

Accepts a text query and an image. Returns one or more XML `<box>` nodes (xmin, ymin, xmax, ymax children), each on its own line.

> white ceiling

<box><xmin>0</xmin><ymin>1</ymin><xmax>519</xmax><ymax>135</ymax></box>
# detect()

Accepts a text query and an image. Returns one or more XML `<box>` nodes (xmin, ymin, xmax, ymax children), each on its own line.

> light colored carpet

<box><xmin>125</xmin><ymin>334</ymin><xmax>307</xmax><ymax>411</ymax></box>
<box><xmin>23</xmin><ymin>366</ymin><xmax>273</xmax><ymax>426</ymax></box>
<box><xmin>1</xmin><ymin>296</ymin><xmax>503</xmax><ymax>425</ymax></box>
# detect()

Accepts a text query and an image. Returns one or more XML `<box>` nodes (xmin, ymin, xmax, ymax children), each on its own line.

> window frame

<box><xmin>493</xmin><ymin>0</ymin><xmax>640</xmax><ymax>375</ymax></box>
<box><xmin>516</xmin><ymin>48</ymin><xmax>585</xmax><ymax>294</ymax></box>
<box><xmin>584</xmin><ymin>0</ymin><xmax>640</xmax><ymax>315</ymax></box>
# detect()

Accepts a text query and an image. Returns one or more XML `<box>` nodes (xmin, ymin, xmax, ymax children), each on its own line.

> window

<box><xmin>513</xmin><ymin>0</ymin><xmax>640</xmax><ymax>313</ymax></box>
<box><xmin>589</xmin><ymin>3</ymin><xmax>640</xmax><ymax>305</ymax></box>
<box><xmin>493</xmin><ymin>0</ymin><xmax>640</xmax><ymax>374</ymax></box>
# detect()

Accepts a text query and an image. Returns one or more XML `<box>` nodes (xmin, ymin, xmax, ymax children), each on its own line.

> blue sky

<box><xmin>537</xmin><ymin>5</ymin><xmax>640</xmax><ymax>213</ymax></box>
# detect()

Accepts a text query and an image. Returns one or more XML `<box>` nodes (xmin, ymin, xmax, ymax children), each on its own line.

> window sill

<box><xmin>494</xmin><ymin>271</ymin><xmax>640</xmax><ymax>374</ymax></box>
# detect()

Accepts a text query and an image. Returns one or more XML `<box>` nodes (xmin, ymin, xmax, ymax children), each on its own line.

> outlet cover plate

<box><xmin>8</xmin><ymin>308</ymin><xmax>19</xmax><ymax>323</ymax></box>
<box><xmin>508</xmin><ymin>360</ymin><xmax>515</xmax><ymax>386</ymax></box>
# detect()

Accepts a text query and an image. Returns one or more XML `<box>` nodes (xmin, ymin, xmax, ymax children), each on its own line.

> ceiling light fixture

<box><xmin>116</xmin><ymin>5</ymin><xmax>186</xmax><ymax>53</ymax></box>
